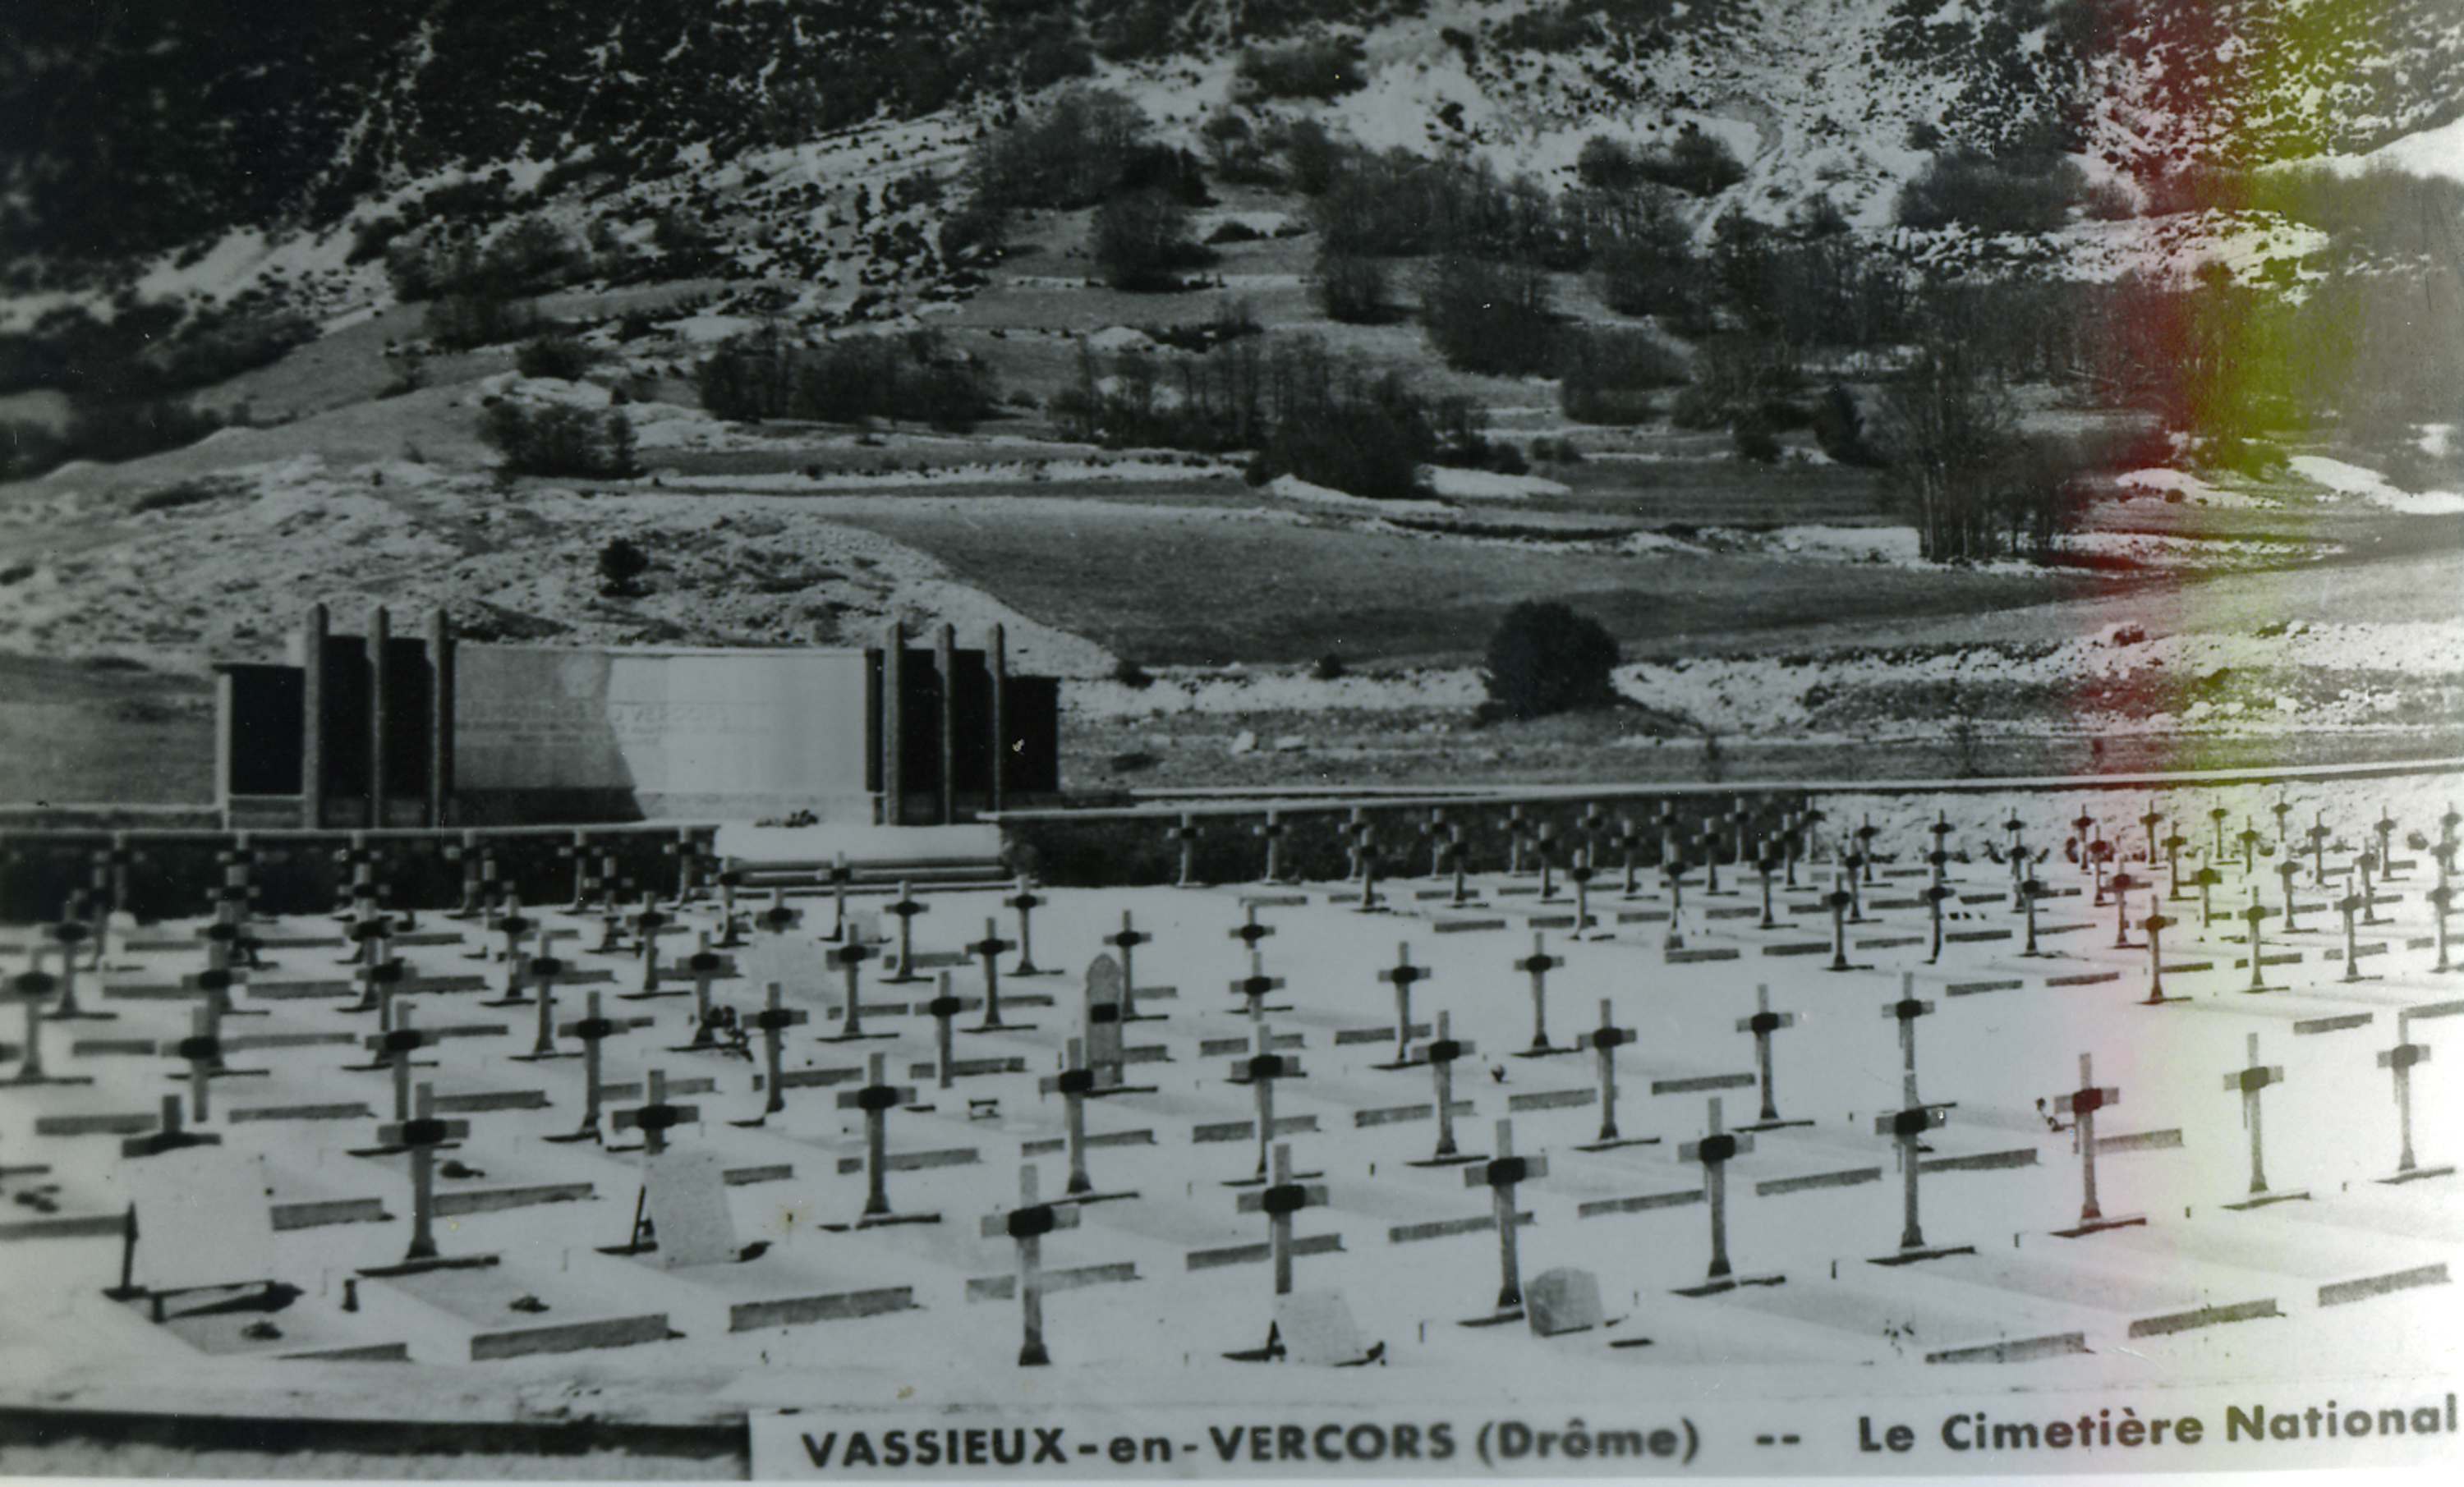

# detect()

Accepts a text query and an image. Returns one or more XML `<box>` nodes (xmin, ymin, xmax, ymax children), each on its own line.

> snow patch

<box><xmin>1267</xmin><ymin>475</ymin><xmax>1451</xmax><ymax>517</ymax></box>
<box><xmin>1417</xmin><ymin>466</ymin><xmax>1569</xmax><ymax>500</ymax></box>
<box><xmin>2117</xmin><ymin>467</ymin><xmax>2274</xmax><ymax>507</ymax></box>
<box><xmin>2307</xmin><ymin>113</ymin><xmax>2464</xmax><ymax>187</ymax></box>
<box><xmin>2289</xmin><ymin>455</ymin><xmax>2464</xmax><ymax>515</ymax></box>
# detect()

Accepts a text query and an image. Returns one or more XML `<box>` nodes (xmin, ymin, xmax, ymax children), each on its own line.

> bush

<box><xmin>1419</xmin><ymin>252</ymin><xmax>1556</xmax><ymax>376</ymax></box>
<box><xmin>1896</xmin><ymin>149</ymin><xmax>2083</xmax><ymax>233</ymax></box>
<box><xmin>1577</xmin><ymin>135</ymin><xmax>1646</xmax><ymax>192</ymax></box>
<box><xmin>1556</xmin><ymin>326</ymin><xmax>1685</xmax><ymax>425</ymax></box>
<box><xmin>596</xmin><ymin>537</ymin><xmax>651</xmax><ymax>596</ymax></box>
<box><xmin>1732</xmin><ymin>413</ymin><xmax>1783</xmax><ymax>463</ymax></box>
<box><xmin>1633</xmin><ymin>130</ymin><xmax>1747</xmax><ymax>197</ymax></box>
<box><xmin>1588</xmin><ymin>188</ymin><xmax>1698</xmax><ymax>320</ymax></box>
<box><xmin>1483</xmin><ymin>602</ymin><xmax>1621</xmax><ymax>719</ymax></box>
<box><xmin>516</xmin><ymin>334</ymin><xmax>596</xmax><ymax>381</ymax></box>
<box><xmin>428</xmin><ymin>294</ymin><xmax>542</xmax><ymax>351</ymax></box>
<box><xmin>1669</xmin><ymin>331</ymin><xmax>1802</xmax><ymax>432</ymax></box>
<box><xmin>1281</xmin><ymin>117</ymin><xmax>1347</xmax><ymax>195</ymax></box>
<box><xmin>967</xmin><ymin>88</ymin><xmax>1152</xmax><ymax>213</ymax></box>
<box><xmin>697</xmin><ymin>327</ymin><xmax>999</xmax><ymax>431</ymax></box>
<box><xmin>1236</xmin><ymin>37</ymin><xmax>1368</xmax><ymax>100</ymax></box>
<box><xmin>58</xmin><ymin>398</ymin><xmax>223</xmax><ymax>466</ymax></box>
<box><xmin>1312</xmin><ymin>251</ymin><xmax>1390</xmax><ymax>323</ymax></box>
<box><xmin>0</xmin><ymin>297</ymin><xmax>316</xmax><ymax>402</ymax></box>
<box><xmin>0</xmin><ymin>419</ymin><xmax>67</xmax><ymax>480</ymax></box>
<box><xmin>1810</xmin><ymin>384</ymin><xmax>1885</xmax><ymax>466</ymax></box>
<box><xmin>1092</xmin><ymin>189</ymin><xmax>1212</xmax><ymax>291</ymax></box>
<box><xmin>479</xmin><ymin>401</ymin><xmax>638</xmax><ymax>479</ymax></box>
<box><xmin>1263</xmin><ymin>379</ymin><xmax>1437</xmax><ymax>502</ymax></box>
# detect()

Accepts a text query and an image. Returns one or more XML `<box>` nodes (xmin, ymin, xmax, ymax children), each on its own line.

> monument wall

<box><xmin>453</xmin><ymin>645</ymin><xmax>876</xmax><ymax>824</ymax></box>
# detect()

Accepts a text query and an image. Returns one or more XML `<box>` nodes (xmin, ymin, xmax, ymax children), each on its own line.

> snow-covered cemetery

<box><xmin>4</xmin><ymin>0</ymin><xmax>2462</xmax><ymax>1478</ymax></box>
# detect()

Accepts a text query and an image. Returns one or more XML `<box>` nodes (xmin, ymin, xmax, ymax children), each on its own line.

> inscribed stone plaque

<box><xmin>119</xmin><ymin>1150</ymin><xmax>275</xmax><ymax>1294</ymax></box>
<box><xmin>644</xmin><ymin>1148</ymin><xmax>738</xmax><ymax>1269</ymax></box>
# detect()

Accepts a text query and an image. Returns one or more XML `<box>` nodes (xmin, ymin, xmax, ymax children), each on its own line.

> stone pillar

<box><xmin>880</xmin><ymin>619</ymin><xmax>905</xmax><ymax>826</ymax></box>
<box><xmin>987</xmin><ymin>623</ymin><xmax>1008</xmax><ymax>815</ymax></box>
<box><xmin>366</xmin><ymin>604</ymin><xmax>390</xmax><ymax>829</ymax></box>
<box><xmin>935</xmin><ymin>622</ymin><xmax>958</xmax><ymax>826</ymax></box>
<box><xmin>300</xmin><ymin>604</ymin><xmax>328</xmax><ymax>829</ymax></box>
<box><xmin>426</xmin><ymin>608</ymin><xmax>455</xmax><ymax>828</ymax></box>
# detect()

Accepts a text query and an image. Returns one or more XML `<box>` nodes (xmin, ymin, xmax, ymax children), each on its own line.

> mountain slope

<box><xmin>4</xmin><ymin>0</ymin><xmax>2460</xmax><ymax>283</ymax></box>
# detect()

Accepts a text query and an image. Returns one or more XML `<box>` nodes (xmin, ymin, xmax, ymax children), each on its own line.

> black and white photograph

<box><xmin>1</xmin><ymin>0</ymin><xmax>2460</xmax><ymax>1477</ymax></box>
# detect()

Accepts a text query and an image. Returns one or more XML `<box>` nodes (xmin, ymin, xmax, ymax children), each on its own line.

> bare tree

<box><xmin>1875</xmin><ymin>339</ymin><xmax>2020</xmax><ymax>563</ymax></box>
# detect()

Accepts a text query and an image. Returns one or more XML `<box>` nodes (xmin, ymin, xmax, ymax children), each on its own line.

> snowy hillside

<box><xmin>6</xmin><ymin>0</ymin><xmax>2462</xmax><ymax>294</ymax></box>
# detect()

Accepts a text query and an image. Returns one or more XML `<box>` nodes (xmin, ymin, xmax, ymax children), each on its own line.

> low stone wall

<box><xmin>0</xmin><ymin>824</ymin><xmax>715</xmax><ymax>924</ymax></box>
<box><xmin>990</xmin><ymin>756</ymin><xmax>2464</xmax><ymax>888</ymax></box>
<box><xmin>991</xmin><ymin>785</ymin><xmax>1811</xmax><ymax>888</ymax></box>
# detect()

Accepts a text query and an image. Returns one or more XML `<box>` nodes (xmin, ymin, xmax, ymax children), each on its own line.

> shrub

<box><xmin>697</xmin><ymin>328</ymin><xmax>999</xmax><ymax>431</ymax></box>
<box><xmin>1810</xmin><ymin>384</ymin><xmax>1884</xmax><ymax>466</ymax></box>
<box><xmin>1731</xmin><ymin>412</ymin><xmax>1783</xmax><ymax>463</ymax></box>
<box><xmin>516</xmin><ymin>333</ymin><xmax>596</xmax><ymax>381</ymax></box>
<box><xmin>1634</xmin><ymin>130</ymin><xmax>1747</xmax><ymax>197</ymax></box>
<box><xmin>1420</xmin><ymin>252</ymin><xmax>1556</xmax><ymax>376</ymax></box>
<box><xmin>1236</xmin><ymin>37</ymin><xmax>1369</xmax><ymax>100</ymax></box>
<box><xmin>1577</xmin><ymin>135</ymin><xmax>1646</xmax><ymax>192</ymax></box>
<box><xmin>479</xmin><ymin>401</ymin><xmax>638</xmax><ymax>479</ymax></box>
<box><xmin>1312</xmin><ymin>150</ymin><xmax>1442</xmax><ymax>256</ymax></box>
<box><xmin>1557</xmin><ymin>326</ymin><xmax>1685</xmax><ymax>425</ymax></box>
<box><xmin>596</xmin><ymin>537</ymin><xmax>651</xmax><ymax>596</ymax></box>
<box><xmin>428</xmin><ymin>294</ymin><xmax>542</xmax><ymax>350</ymax></box>
<box><xmin>0</xmin><ymin>297</ymin><xmax>315</xmax><ymax>402</ymax></box>
<box><xmin>1483</xmin><ymin>601</ymin><xmax>1622</xmax><ymax>719</ymax></box>
<box><xmin>1280</xmin><ymin>117</ymin><xmax>1347</xmax><ymax>195</ymax></box>
<box><xmin>1092</xmin><ymin>189</ymin><xmax>1212</xmax><ymax>291</ymax></box>
<box><xmin>1312</xmin><ymin>251</ymin><xmax>1390</xmax><ymax>324</ymax></box>
<box><xmin>0</xmin><ymin>419</ymin><xmax>67</xmax><ymax>480</ymax></box>
<box><xmin>128</xmin><ymin>480</ymin><xmax>224</xmax><ymax>514</ymax></box>
<box><xmin>1116</xmin><ymin>144</ymin><xmax>1213</xmax><ymax>207</ymax></box>
<box><xmin>1111</xmin><ymin>659</ymin><xmax>1155</xmax><ymax>690</ymax></box>
<box><xmin>1262</xmin><ymin>379</ymin><xmax>1436</xmax><ymax>502</ymax></box>
<box><xmin>967</xmin><ymin>88</ymin><xmax>1152</xmax><ymax>213</ymax></box>
<box><xmin>1669</xmin><ymin>332</ymin><xmax>1802</xmax><ymax>431</ymax></box>
<box><xmin>481</xmin><ymin>215</ymin><xmax>585</xmax><ymax>293</ymax></box>
<box><xmin>1896</xmin><ymin>149</ymin><xmax>2083</xmax><ymax>233</ymax></box>
<box><xmin>60</xmin><ymin>397</ymin><xmax>223</xmax><ymax>466</ymax></box>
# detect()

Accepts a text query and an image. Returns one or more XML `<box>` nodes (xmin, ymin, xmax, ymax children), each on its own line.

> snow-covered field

<box><xmin>2</xmin><ymin>771</ymin><xmax>2460</xmax><ymax>1475</ymax></box>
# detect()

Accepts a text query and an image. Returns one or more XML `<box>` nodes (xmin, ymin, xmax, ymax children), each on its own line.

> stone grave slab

<box><xmin>578</xmin><ymin>1244</ymin><xmax>917</xmax><ymax>1334</ymax></box>
<box><xmin>256</xmin><ymin>1162</ymin><xmax>393</xmax><ymax>1232</ymax></box>
<box><xmin>2172</xmin><ymin>998</ymin><xmax>2379</xmax><ymax>1037</ymax></box>
<box><xmin>1691</xmin><ymin>1270</ymin><xmax>2088</xmax><ymax>1365</ymax></box>
<box><xmin>2091</xmin><ymin>1215</ymin><xmax>2453</xmax><ymax>1310</ymax></box>
<box><xmin>2273</xmin><ymin>1185</ymin><xmax>2464</xmax><ymax>1247</ymax></box>
<box><xmin>348</xmin><ymin>1260</ymin><xmax>673</xmax><ymax>1362</ymax></box>
<box><xmin>350</xmin><ymin>1144</ymin><xmax>596</xmax><ymax>1219</ymax></box>
<box><xmin>1889</xmin><ymin>1246</ymin><xmax>2281</xmax><ymax>1342</ymax></box>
